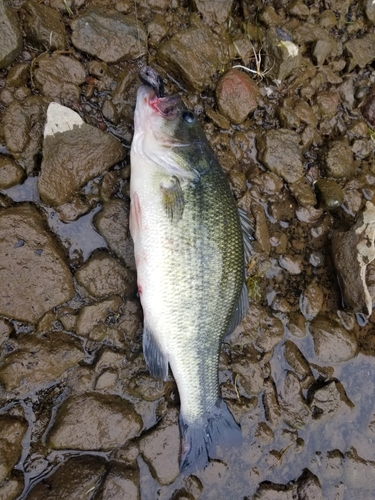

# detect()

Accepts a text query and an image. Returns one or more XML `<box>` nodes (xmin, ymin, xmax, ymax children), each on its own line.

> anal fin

<box><xmin>143</xmin><ymin>325</ymin><xmax>169</xmax><ymax>381</ymax></box>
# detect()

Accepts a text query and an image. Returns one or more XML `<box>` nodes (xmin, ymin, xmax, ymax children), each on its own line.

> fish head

<box><xmin>133</xmin><ymin>85</ymin><xmax>207</xmax><ymax>180</ymax></box>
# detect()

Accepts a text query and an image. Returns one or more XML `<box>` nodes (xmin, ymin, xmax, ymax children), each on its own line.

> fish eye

<box><xmin>182</xmin><ymin>111</ymin><xmax>195</xmax><ymax>123</ymax></box>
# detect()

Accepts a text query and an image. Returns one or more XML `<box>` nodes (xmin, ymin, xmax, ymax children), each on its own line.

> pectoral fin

<box><xmin>160</xmin><ymin>176</ymin><xmax>184</xmax><ymax>222</ymax></box>
<box><xmin>143</xmin><ymin>325</ymin><xmax>169</xmax><ymax>381</ymax></box>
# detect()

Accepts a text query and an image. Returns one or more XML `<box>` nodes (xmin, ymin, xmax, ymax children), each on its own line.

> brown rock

<box><xmin>0</xmin><ymin>204</ymin><xmax>74</xmax><ymax>323</ymax></box>
<box><xmin>47</xmin><ymin>393</ymin><xmax>142</xmax><ymax>451</ymax></box>
<box><xmin>216</xmin><ymin>69</ymin><xmax>259</xmax><ymax>124</ymax></box>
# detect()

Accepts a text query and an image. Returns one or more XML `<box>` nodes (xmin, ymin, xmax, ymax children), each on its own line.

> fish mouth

<box><xmin>138</xmin><ymin>85</ymin><xmax>181</xmax><ymax>119</ymax></box>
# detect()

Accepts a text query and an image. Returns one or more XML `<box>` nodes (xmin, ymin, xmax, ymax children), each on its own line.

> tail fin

<box><xmin>179</xmin><ymin>399</ymin><xmax>241</xmax><ymax>474</ymax></box>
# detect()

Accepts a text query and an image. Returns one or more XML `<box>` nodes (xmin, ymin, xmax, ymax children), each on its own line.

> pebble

<box><xmin>215</xmin><ymin>69</ymin><xmax>259</xmax><ymax>124</ymax></box>
<box><xmin>314</xmin><ymin>178</ymin><xmax>344</xmax><ymax>210</ymax></box>
<box><xmin>309</xmin><ymin>314</ymin><xmax>358</xmax><ymax>363</ymax></box>
<box><xmin>0</xmin><ymin>0</ymin><xmax>22</xmax><ymax>70</ymax></box>
<box><xmin>257</xmin><ymin>129</ymin><xmax>304</xmax><ymax>184</ymax></box>
<box><xmin>0</xmin><ymin>415</ymin><xmax>28</xmax><ymax>482</ymax></box>
<box><xmin>22</xmin><ymin>0</ymin><xmax>67</xmax><ymax>51</ymax></box>
<box><xmin>0</xmin><ymin>156</ymin><xmax>25</xmax><ymax>189</ymax></box>
<box><xmin>325</xmin><ymin>139</ymin><xmax>354</xmax><ymax>179</ymax></box>
<box><xmin>300</xmin><ymin>282</ymin><xmax>324</xmax><ymax>320</ymax></box>
<box><xmin>279</xmin><ymin>254</ymin><xmax>303</xmax><ymax>275</ymax></box>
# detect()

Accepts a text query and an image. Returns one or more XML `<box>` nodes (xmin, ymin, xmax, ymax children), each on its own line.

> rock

<box><xmin>47</xmin><ymin>393</ymin><xmax>142</xmax><ymax>451</ymax></box>
<box><xmin>279</xmin><ymin>371</ymin><xmax>310</xmax><ymax>429</ymax></box>
<box><xmin>0</xmin><ymin>204</ymin><xmax>74</xmax><ymax>323</ymax></box>
<box><xmin>3</xmin><ymin>96</ymin><xmax>49</xmax><ymax>174</ymax></box>
<box><xmin>26</xmin><ymin>456</ymin><xmax>106</xmax><ymax>500</ymax></box>
<box><xmin>324</xmin><ymin>140</ymin><xmax>353</xmax><ymax>179</ymax></box>
<box><xmin>147</xmin><ymin>14</ymin><xmax>168</xmax><ymax>48</ymax></box>
<box><xmin>193</xmin><ymin>0</ymin><xmax>233</xmax><ymax>24</ymax></box>
<box><xmin>139</xmin><ymin>408</ymin><xmax>180</xmax><ymax>485</ymax></box>
<box><xmin>287</xmin><ymin>0</ymin><xmax>310</xmax><ymax>18</ymax></box>
<box><xmin>263</xmin><ymin>377</ymin><xmax>281</xmax><ymax>427</ymax></box>
<box><xmin>76</xmin><ymin>251</ymin><xmax>136</xmax><ymax>298</ymax></box>
<box><xmin>38</xmin><ymin>103</ymin><xmax>125</xmax><ymax>206</ymax></box>
<box><xmin>0</xmin><ymin>416</ymin><xmax>28</xmax><ymax>482</ymax></box>
<box><xmin>288</xmin><ymin>179</ymin><xmax>317</xmax><ymax>207</ymax></box>
<box><xmin>313</xmin><ymin>38</ymin><xmax>337</xmax><ymax>65</ymax></box>
<box><xmin>300</xmin><ymin>282</ymin><xmax>324</xmax><ymax>320</ymax></box>
<box><xmin>364</xmin><ymin>0</ymin><xmax>375</xmax><ymax>22</ymax></box>
<box><xmin>314</xmin><ymin>179</ymin><xmax>344</xmax><ymax>210</ymax></box>
<box><xmin>257</xmin><ymin>129</ymin><xmax>304</xmax><ymax>184</ymax></box>
<box><xmin>264</xmin><ymin>32</ymin><xmax>302</xmax><ymax>82</ymax></box>
<box><xmin>279</xmin><ymin>254</ymin><xmax>303</xmax><ymax>275</ymax></box>
<box><xmin>295</xmin><ymin>206</ymin><xmax>323</xmax><ymax>223</ymax></box>
<box><xmin>296</xmin><ymin>469</ymin><xmax>322</xmax><ymax>500</ymax></box>
<box><xmin>309</xmin><ymin>380</ymin><xmax>342</xmax><ymax>420</ymax></box>
<box><xmin>22</xmin><ymin>0</ymin><xmax>67</xmax><ymax>51</ymax></box>
<box><xmin>33</xmin><ymin>53</ymin><xmax>86</xmax><ymax>107</ymax></box>
<box><xmin>156</xmin><ymin>19</ymin><xmax>228</xmax><ymax>91</ymax></box>
<box><xmin>0</xmin><ymin>318</ymin><xmax>12</xmax><ymax>345</ymax></box>
<box><xmin>254</xmin><ymin>422</ymin><xmax>274</xmax><ymax>445</ymax></box>
<box><xmin>344</xmin><ymin>447</ymin><xmax>375</xmax><ymax>491</ymax></box>
<box><xmin>0</xmin><ymin>0</ymin><xmax>22</xmax><ymax>69</ymax></box>
<box><xmin>254</xmin><ymin>480</ymin><xmax>295</xmax><ymax>499</ymax></box>
<box><xmin>283</xmin><ymin>340</ymin><xmax>312</xmax><ymax>380</ymax></box>
<box><xmin>75</xmin><ymin>296</ymin><xmax>123</xmax><ymax>342</ymax></box>
<box><xmin>315</xmin><ymin>91</ymin><xmax>339</xmax><ymax>121</ymax></box>
<box><xmin>331</xmin><ymin>202</ymin><xmax>375</xmax><ymax>318</ymax></box>
<box><xmin>286</xmin><ymin>312</ymin><xmax>307</xmax><ymax>338</ymax></box>
<box><xmin>0</xmin><ymin>332</ymin><xmax>84</xmax><ymax>395</ymax></box>
<box><xmin>361</xmin><ymin>85</ymin><xmax>375</xmax><ymax>127</ymax></box>
<box><xmin>215</xmin><ymin>69</ymin><xmax>259</xmax><ymax>125</ymax></box>
<box><xmin>251</xmin><ymin>202</ymin><xmax>270</xmax><ymax>255</ymax></box>
<box><xmin>71</xmin><ymin>8</ymin><xmax>146</xmax><ymax>63</ymax></box>
<box><xmin>6</xmin><ymin>63</ymin><xmax>29</xmax><ymax>88</ymax></box>
<box><xmin>309</xmin><ymin>314</ymin><xmax>358</xmax><ymax>363</ymax></box>
<box><xmin>0</xmin><ymin>156</ymin><xmax>25</xmax><ymax>189</ymax></box>
<box><xmin>345</xmin><ymin>33</ymin><xmax>375</xmax><ymax>71</ymax></box>
<box><xmin>232</xmin><ymin>357</ymin><xmax>264</xmax><ymax>396</ymax></box>
<box><xmin>94</xmin><ymin>199</ymin><xmax>135</xmax><ymax>271</ymax></box>
<box><xmin>253</xmin><ymin>311</ymin><xmax>284</xmax><ymax>353</ymax></box>
<box><xmin>95</xmin><ymin>465</ymin><xmax>139</xmax><ymax>500</ymax></box>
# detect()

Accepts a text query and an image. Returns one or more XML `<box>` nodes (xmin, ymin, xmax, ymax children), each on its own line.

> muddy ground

<box><xmin>1</xmin><ymin>0</ymin><xmax>375</xmax><ymax>499</ymax></box>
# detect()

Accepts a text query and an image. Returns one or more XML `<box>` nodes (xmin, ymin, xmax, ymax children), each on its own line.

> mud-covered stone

<box><xmin>324</xmin><ymin>139</ymin><xmax>353</xmax><ymax>179</ymax></box>
<box><xmin>263</xmin><ymin>378</ymin><xmax>281</xmax><ymax>427</ymax></box>
<box><xmin>344</xmin><ymin>447</ymin><xmax>375</xmax><ymax>491</ymax></box>
<box><xmin>0</xmin><ymin>332</ymin><xmax>84</xmax><ymax>395</ymax></box>
<box><xmin>193</xmin><ymin>0</ymin><xmax>233</xmax><ymax>24</ymax></box>
<box><xmin>33</xmin><ymin>53</ymin><xmax>86</xmax><ymax>107</ymax></box>
<box><xmin>38</xmin><ymin>103</ymin><xmax>125</xmax><ymax>206</ymax></box>
<box><xmin>288</xmin><ymin>178</ymin><xmax>317</xmax><ymax>208</ymax></box>
<box><xmin>71</xmin><ymin>8</ymin><xmax>146</xmax><ymax>63</ymax></box>
<box><xmin>309</xmin><ymin>314</ymin><xmax>358</xmax><ymax>363</ymax></box>
<box><xmin>75</xmin><ymin>296</ymin><xmax>123</xmax><ymax>341</ymax></box>
<box><xmin>296</xmin><ymin>469</ymin><xmax>322</xmax><ymax>500</ymax></box>
<box><xmin>283</xmin><ymin>340</ymin><xmax>312</xmax><ymax>380</ymax></box>
<box><xmin>0</xmin><ymin>416</ymin><xmax>28</xmax><ymax>482</ymax></box>
<box><xmin>315</xmin><ymin>91</ymin><xmax>339</xmax><ymax>121</ymax></box>
<box><xmin>76</xmin><ymin>251</ymin><xmax>136</xmax><ymax>298</ymax></box>
<box><xmin>0</xmin><ymin>0</ymin><xmax>22</xmax><ymax>69</ymax></box>
<box><xmin>279</xmin><ymin>371</ymin><xmax>310</xmax><ymax>429</ymax></box>
<box><xmin>310</xmin><ymin>380</ymin><xmax>342</xmax><ymax>420</ymax></box>
<box><xmin>95</xmin><ymin>465</ymin><xmax>139</xmax><ymax>500</ymax></box>
<box><xmin>94</xmin><ymin>199</ymin><xmax>135</xmax><ymax>270</ymax></box>
<box><xmin>139</xmin><ymin>407</ymin><xmax>180</xmax><ymax>485</ymax></box>
<box><xmin>22</xmin><ymin>0</ymin><xmax>67</xmax><ymax>51</ymax></box>
<box><xmin>26</xmin><ymin>456</ymin><xmax>106</xmax><ymax>500</ymax></box>
<box><xmin>331</xmin><ymin>201</ymin><xmax>375</xmax><ymax>317</ymax></box>
<box><xmin>215</xmin><ymin>69</ymin><xmax>259</xmax><ymax>124</ymax></box>
<box><xmin>0</xmin><ymin>156</ymin><xmax>25</xmax><ymax>189</ymax></box>
<box><xmin>279</xmin><ymin>254</ymin><xmax>303</xmax><ymax>275</ymax></box>
<box><xmin>257</xmin><ymin>129</ymin><xmax>304</xmax><ymax>184</ymax></box>
<box><xmin>345</xmin><ymin>33</ymin><xmax>375</xmax><ymax>71</ymax></box>
<box><xmin>263</xmin><ymin>33</ymin><xmax>302</xmax><ymax>82</ymax></box>
<box><xmin>3</xmin><ymin>96</ymin><xmax>49</xmax><ymax>174</ymax></box>
<box><xmin>156</xmin><ymin>19</ymin><xmax>228</xmax><ymax>91</ymax></box>
<box><xmin>0</xmin><ymin>204</ymin><xmax>74</xmax><ymax>323</ymax></box>
<box><xmin>300</xmin><ymin>282</ymin><xmax>324</xmax><ymax>320</ymax></box>
<box><xmin>47</xmin><ymin>393</ymin><xmax>142</xmax><ymax>450</ymax></box>
<box><xmin>314</xmin><ymin>179</ymin><xmax>344</xmax><ymax>210</ymax></box>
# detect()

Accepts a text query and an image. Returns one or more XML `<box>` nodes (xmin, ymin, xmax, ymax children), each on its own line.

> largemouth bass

<box><xmin>130</xmin><ymin>67</ymin><xmax>249</xmax><ymax>472</ymax></box>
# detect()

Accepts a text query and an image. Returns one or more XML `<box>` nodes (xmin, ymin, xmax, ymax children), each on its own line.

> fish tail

<box><xmin>179</xmin><ymin>399</ymin><xmax>241</xmax><ymax>473</ymax></box>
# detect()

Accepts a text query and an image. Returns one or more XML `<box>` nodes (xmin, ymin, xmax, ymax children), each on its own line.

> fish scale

<box><xmin>130</xmin><ymin>77</ymin><xmax>249</xmax><ymax>472</ymax></box>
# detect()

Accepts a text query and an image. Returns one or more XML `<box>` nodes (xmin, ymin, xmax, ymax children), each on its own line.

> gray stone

<box><xmin>345</xmin><ymin>33</ymin><xmax>375</xmax><ymax>71</ymax></box>
<box><xmin>71</xmin><ymin>8</ymin><xmax>146</xmax><ymax>63</ymax></box>
<box><xmin>0</xmin><ymin>0</ymin><xmax>22</xmax><ymax>69</ymax></box>
<box><xmin>193</xmin><ymin>0</ymin><xmax>233</xmax><ymax>24</ymax></box>
<box><xmin>0</xmin><ymin>204</ymin><xmax>74</xmax><ymax>323</ymax></box>
<box><xmin>325</xmin><ymin>139</ymin><xmax>353</xmax><ymax>179</ymax></box>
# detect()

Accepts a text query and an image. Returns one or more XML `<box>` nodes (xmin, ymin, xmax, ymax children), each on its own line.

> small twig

<box><xmin>233</xmin><ymin>41</ymin><xmax>275</xmax><ymax>81</ymax></box>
